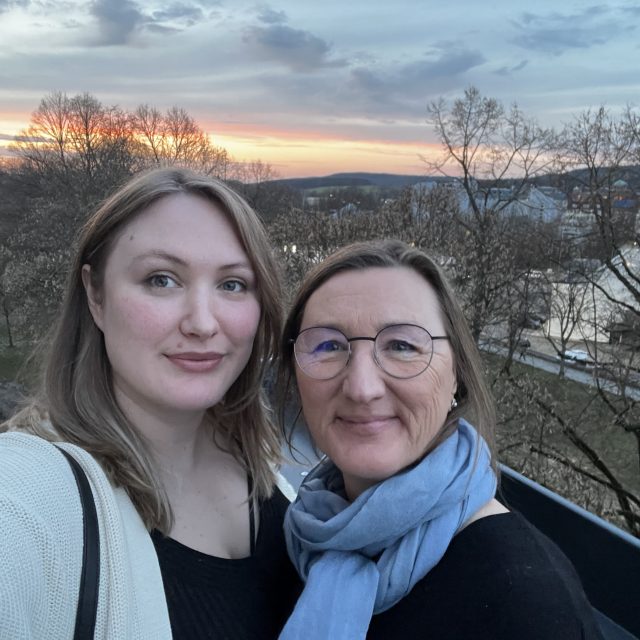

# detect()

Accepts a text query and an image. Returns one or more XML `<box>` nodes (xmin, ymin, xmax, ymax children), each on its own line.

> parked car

<box><xmin>560</xmin><ymin>349</ymin><xmax>594</xmax><ymax>365</ymax></box>
<box><xmin>523</xmin><ymin>316</ymin><xmax>544</xmax><ymax>330</ymax></box>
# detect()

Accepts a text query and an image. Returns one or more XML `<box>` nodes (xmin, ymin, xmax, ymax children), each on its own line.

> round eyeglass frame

<box><xmin>292</xmin><ymin>323</ymin><xmax>450</xmax><ymax>380</ymax></box>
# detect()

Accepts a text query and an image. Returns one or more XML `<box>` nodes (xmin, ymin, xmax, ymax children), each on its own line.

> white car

<box><xmin>561</xmin><ymin>349</ymin><xmax>594</xmax><ymax>365</ymax></box>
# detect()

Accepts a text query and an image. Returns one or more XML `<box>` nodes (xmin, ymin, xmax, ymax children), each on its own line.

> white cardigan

<box><xmin>0</xmin><ymin>432</ymin><xmax>173</xmax><ymax>639</ymax></box>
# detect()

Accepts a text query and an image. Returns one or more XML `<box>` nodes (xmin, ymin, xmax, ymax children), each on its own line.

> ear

<box><xmin>451</xmin><ymin>360</ymin><xmax>458</xmax><ymax>398</ymax></box>
<box><xmin>81</xmin><ymin>264</ymin><xmax>104</xmax><ymax>331</ymax></box>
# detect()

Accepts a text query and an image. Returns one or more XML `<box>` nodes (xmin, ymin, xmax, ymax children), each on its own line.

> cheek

<box><xmin>225</xmin><ymin>299</ymin><xmax>262</xmax><ymax>343</ymax></box>
<box><xmin>104</xmin><ymin>295</ymin><xmax>170</xmax><ymax>343</ymax></box>
<box><xmin>402</xmin><ymin>363</ymin><xmax>455</xmax><ymax>430</ymax></box>
<box><xmin>295</xmin><ymin>373</ymin><xmax>326</xmax><ymax>431</ymax></box>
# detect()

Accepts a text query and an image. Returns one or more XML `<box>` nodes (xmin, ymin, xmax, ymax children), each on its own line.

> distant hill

<box><xmin>272</xmin><ymin>166</ymin><xmax>640</xmax><ymax>193</ymax></box>
<box><xmin>274</xmin><ymin>172</ymin><xmax>434</xmax><ymax>190</ymax></box>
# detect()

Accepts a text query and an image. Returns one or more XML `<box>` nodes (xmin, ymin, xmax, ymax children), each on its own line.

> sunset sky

<box><xmin>1</xmin><ymin>0</ymin><xmax>638</xmax><ymax>177</ymax></box>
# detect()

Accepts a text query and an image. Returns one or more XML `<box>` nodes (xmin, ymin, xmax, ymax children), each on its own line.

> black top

<box><xmin>367</xmin><ymin>512</ymin><xmax>605</xmax><ymax>639</ymax></box>
<box><xmin>151</xmin><ymin>487</ymin><xmax>302</xmax><ymax>640</ymax></box>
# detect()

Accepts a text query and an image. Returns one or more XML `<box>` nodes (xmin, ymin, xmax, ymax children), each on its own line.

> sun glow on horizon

<box><xmin>0</xmin><ymin>110</ymin><xmax>442</xmax><ymax>178</ymax></box>
<box><xmin>212</xmin><ymin>131</ymin><xmax>440</xmax><ymax>178</ymax></box>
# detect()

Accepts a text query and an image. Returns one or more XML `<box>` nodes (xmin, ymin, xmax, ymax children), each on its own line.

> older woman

<box><xmin>278</xmin><ymin>240</ymin><xmax>603</xmax><ymax>640</ymax></box>
<box><xmin>0</xmin><ymin>167</ymin><xmax>300</xmax><ymax>639</ymax></box>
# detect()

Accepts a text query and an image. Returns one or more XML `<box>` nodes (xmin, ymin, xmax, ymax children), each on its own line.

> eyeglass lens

<box><xmin>294</xmin><ymin>324</ymin><xmax>434</xmax><ymax>379</ymax></box>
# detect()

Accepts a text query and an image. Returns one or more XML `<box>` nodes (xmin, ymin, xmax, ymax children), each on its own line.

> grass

<box><xmin>487</xmin><ymin>353</ymin><xmax>639</xmax><ymax>498</ymax></box>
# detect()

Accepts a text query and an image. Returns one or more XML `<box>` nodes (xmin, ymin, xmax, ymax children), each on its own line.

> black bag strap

<box><xmin>56</xmin><ymin>446</ymin><xmax>100</xmax><ymax>640</ymax></box>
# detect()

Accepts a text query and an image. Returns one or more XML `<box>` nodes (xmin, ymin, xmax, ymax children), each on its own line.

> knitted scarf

<box><xmin>279</xmin><ymin>419</ymin><xmax>496</xmax><ymax>640</ymax></box>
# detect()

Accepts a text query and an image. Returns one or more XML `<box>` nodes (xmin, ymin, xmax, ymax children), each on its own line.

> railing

<box><xmin>499</xmin><ymin>465</ymin><xmax>640</xmax><ymax>640</ymax></box>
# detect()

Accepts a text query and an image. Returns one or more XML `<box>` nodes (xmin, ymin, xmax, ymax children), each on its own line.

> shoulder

<box><xmin>370</xmin><ymin>512</ymin><xmax>603</xmax><ymax>640</ymax></box>
<box><xmin>0</xmin><ymin>433</ymin><xmax>85</xmax><ymax>638</ymax></box>
<box><xmin>0</xmin><ymin>432</ymin><xmax>77</xmax><ymax>497</ymax></box>
<box><xmin>435</xmin><ymin>512</ymin><xmax>602</xmax><ymax>637</ymax></box>
<box><xmin>0</xmin><ymin>431</ymin><xmax>90</xmax><ymax>541</ymax></box>
<box><xmin>445</xmin><ymin>512</ymin><xmax>587</xmax><ymax>600</ymax></box>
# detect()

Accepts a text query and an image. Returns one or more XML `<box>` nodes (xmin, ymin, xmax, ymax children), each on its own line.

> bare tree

<box><xmin>558</xmin><ymin>107</ymin><xmax>640</xmax><ymax>313</ymax></box>
<box><xmin>541</xmin><ymin>275</ymin><xmax>592</xmax><ymax>376</ymax></box>
<box><xmin>425</xmin><ymin>87</ymin><xmax>556</xmax><ymax>341</ymax></box>
<box><xmin>132</xmin><ymin>105</ymin><xmax>230</xmax><ymax>177</ymax></box>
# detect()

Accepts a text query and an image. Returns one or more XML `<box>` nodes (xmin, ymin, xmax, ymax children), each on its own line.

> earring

<box><xmin>450</xmin><ymin>397</ymin><xmax>458</xmax><ymax>410</ymax></box>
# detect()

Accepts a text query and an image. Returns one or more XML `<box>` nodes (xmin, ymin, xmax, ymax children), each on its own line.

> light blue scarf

<box><xmin>279</xmin><ymin>419</ymin><xmax>497</xmax><ymax>640</ymax></box>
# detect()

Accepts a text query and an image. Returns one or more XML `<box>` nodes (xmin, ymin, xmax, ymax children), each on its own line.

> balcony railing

<box><xmin>499</xmin><ymin>465</ymin><xmax>640</xmax><ymax>640</ymax></box>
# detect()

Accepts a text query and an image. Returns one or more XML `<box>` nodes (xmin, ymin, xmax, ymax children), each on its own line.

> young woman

<box><xmin>0</xmin><ymin>167</ymin><xmax>300</xmax><ymax>639</ymax></box>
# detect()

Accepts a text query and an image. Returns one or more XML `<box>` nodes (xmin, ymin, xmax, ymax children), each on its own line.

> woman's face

<box><xmin>83</xmin><ymin>192</ymin><xmax>261</xmax><ymax>425</ymax></box>
<box><xmin>295</xmin><ymin>266</ymin><xmax>457</xmax><ymax>500</ymax></box>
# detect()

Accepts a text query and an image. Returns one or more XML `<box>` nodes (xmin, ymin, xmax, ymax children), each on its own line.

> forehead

<box><xmin>107</xmin><ymin>192</ymin><xmax>248</xmax><ymax>265</ymax></box>
<box><xmin>302</xmin><ymin>266</ymin><xmax>446</xmax><ymax>332</ymax></box>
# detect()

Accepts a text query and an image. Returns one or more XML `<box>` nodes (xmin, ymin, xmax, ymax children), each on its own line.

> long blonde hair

<box><xmin>5</xmin><ymin>167</ymin><xmax>283</xmax><ymax>532</ymax></box>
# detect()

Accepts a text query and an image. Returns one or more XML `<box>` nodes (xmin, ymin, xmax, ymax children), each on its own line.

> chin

<box><xmin>159</xmin><ymin>393</ymin><xmax>224</xmax><ymax>414</ymax></box>
<box><xmin>340</xmin><ymin>461</ymin><xmax>400</xmax><ymax>487</ymax></box>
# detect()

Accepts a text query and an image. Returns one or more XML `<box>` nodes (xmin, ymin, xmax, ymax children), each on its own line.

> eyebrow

<box><xmin>131</xmin><ymin>250</ymin><xmax>188</xmax><ymax>268</ymax></box>
<box><xmin>131</xmin><ymin>251</ymin><xmax>254</xmax><ymax>273</ymax></box>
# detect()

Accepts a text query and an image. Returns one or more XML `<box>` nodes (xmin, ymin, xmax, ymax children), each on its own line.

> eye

<box><xmin>386</xmin><ymin>340</ymin><xmax>417</xmax><ymax>352</ymax></box>
<box><xmin>147</xmin><ymin>274</ymin><xmax>178</xmax><ymax>288</ymax></box>
<box><xmin>312</xmin><ymin>340</ymin><xmax>346</xmax><ymax>353</ymax></box>
<box><xmin>221</xmin><ymin>279</ymin><xmax>246</xmax><ymax>293</ymax></box>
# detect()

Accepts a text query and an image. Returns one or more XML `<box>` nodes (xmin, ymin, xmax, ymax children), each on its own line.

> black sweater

<box><xmin>367</xmin><ymin>512</ymin><xmax>604</xmax><ymax>639</ymax></box>
<box><xmin>151</xmin><ymin>487</ymin><xmax>301</xmax><ymax>640</ymax></box>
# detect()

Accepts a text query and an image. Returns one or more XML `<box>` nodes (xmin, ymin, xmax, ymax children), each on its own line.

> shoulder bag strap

<box><xmin>56</xmin><ymin>446</ymin><xmax>100</xmax><ymax>640</ymax></box>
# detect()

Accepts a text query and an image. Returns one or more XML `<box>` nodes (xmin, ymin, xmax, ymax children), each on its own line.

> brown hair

<box><xmin>278</xmin><ymin>238</ymin><xmax>496</xmax><ymax>465</ymax></box>
<box><xmin>5</xmin><ymin>167</ymin><xmax>283</xmax><ymax>532</ymax></box>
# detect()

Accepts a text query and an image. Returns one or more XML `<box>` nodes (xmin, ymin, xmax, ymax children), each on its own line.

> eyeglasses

<box><xmin>292</xmin><ymin>324</ymin><xmax>449</xmax><ymax>380</ymax></box>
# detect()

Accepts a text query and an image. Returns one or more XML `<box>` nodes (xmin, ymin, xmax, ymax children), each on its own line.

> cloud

<box><xmin>511</xmin><ymin>5</ymin><xmax>635</xmax><ymax>55</ymax></box>
<box><xmin>241</xmin><ymin>43</ymin><xmax>487</xmax><ymax>123</ymax></box>
<box><xmin>0</xmin><ymin>0</ymin><xmax>29</xmax><ymax>12</ymax></box>
<box><xmin>243</xmin><ymin>20</ymin><xmax>346</xmax><ymax>71</ymax></box>
<box><xmin>494</xmin><ymin>59</ymin><xmax>529</xmax><ymax>76</ymax></box>
<box><xmin>151</xmin><ymin>3</ymin><xmax>204</xmax><ymax>25</ymax></box>
<box><xmin>0</xmin><ymin>132</ymin><xmax>45</xmax><ymax>142</ymax></box>
<box><xmin>349</xmin><ymin>46</ymin><xmax>486</xmax><ymax>102</ymax></box>
<box><xmin>145</xmin><ymin>23</ymin><xmax>182</xmax><ymax>35</ymax></box>
<box><xmin>256</xmin><ymin>5</ymin><xmax>286</xmax><ymax>25</ymax></box>
<box><xmin>90</xmin><ymin>0</ymin><xmax>145</xmax><ymax>45</ymax></box>
<box><xmin>87</xmin><ymin>0</ymin><xmax>210</xmax><ymax>45</ymax></box>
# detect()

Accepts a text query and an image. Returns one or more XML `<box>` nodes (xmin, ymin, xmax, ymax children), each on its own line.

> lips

<box><xmin>336</xmin><ymin>415</ymin><xmax>397</xmax><ymax>436</ymax></box>
<box><xmin>166</xmin><ymin>352</ymin><xmax>223</xmax><ymax>373</ymax></box>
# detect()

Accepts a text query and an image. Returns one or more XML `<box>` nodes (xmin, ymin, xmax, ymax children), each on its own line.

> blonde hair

<box><xmin>5</xmin><ymin>167</ymin><xmax>283</xmax><ymax>532</ymax></box>
<box><xmin>279</xmin><ymin>239</ymin><xmax>496</xmax><ymax>465</ymax></box>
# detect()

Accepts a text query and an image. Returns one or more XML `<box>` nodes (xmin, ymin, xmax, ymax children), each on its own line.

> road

<box><xmin>489</xmin><ymin>344</ymin><xmax>640</xmax><ymax>400</ymax></box>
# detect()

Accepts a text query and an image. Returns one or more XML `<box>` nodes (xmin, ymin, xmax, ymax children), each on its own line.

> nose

<box><xmin>180</xmin><ymin>287</ymin><xmax>219</xmax><ymax>338</ymax></box>
<box><xmin>341</xmin><ymin>341</ymin><xmax>386</xmax><ymax>403</ymax></box>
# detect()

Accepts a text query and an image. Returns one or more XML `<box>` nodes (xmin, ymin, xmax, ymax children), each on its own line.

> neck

<box><xmin>113</xmin><ymin>384</ymin><xmax>216</xmax><ymax>475</ymax></box>
<box><xmin>343</xmin><ymin>474</ymin><xmax>376</xmax><ymax>502</ymax></box>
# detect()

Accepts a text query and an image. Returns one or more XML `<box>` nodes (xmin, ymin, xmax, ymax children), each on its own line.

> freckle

<box><xmin>128</xmin><ymin>234</ymin><xmax>135</xmax><ymax>241</ymax></box>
